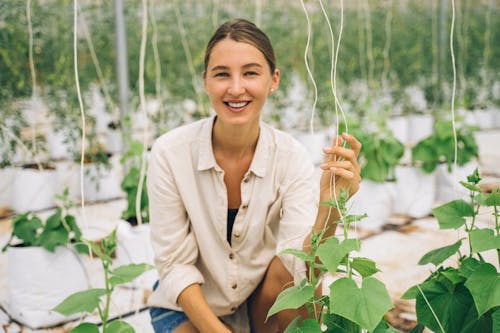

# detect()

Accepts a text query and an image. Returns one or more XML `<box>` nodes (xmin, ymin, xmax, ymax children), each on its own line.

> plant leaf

<box><xmin>432</xmin><ymin>200</ymin><xmax>473</xmax><ymax>229</ymax></box>
<box><xmin>68</xmin><ymin>323</ymin><xmax>100</xmax><ymax>333</ymax></box>
<box><xmin>317</xmin><ymin>238</ymin><xmax>360</xmax><ymax>276</ymax></box>
<box><xmin>45</xmin><ymin>210</ymin><xmax>62</xmax><ymax>229</ymax></box>
<box><xmin>267</xmin><ymin>282</ymin><xmax>314</xmax><ymax>319</ymax></box>
<box><xmin>493</xmin><ymin>307</ymin><xmax>500</xmax><ymax>333</ymax></box>
<box><xmin>37</xmin><ymin>228</ymin><xmax>69</xmax><ymax>252</ymax></box>
<box><xmin>52</xmin><ymin>288</ymin><xmax>106</xmax><ymax>316</ymax></box>
<box><xmin>106</xmin><ymin>320</ymin><xmax>135</xmax><ymax>333</ymax></box>
<box><xmin>417</xmin><ymin>239</ymin><xmax>462</xmax><ymax>266</ymax></box>
<box><xmin>470</xmin><ymin>229</ymin><xmax>500</xmax><ymax>253</ymax></box>
<box><xmin>401</xmin><ymin>285</ymin><xmax>419</xmax><ymax>300</ymax></box>
<box><xmin>372</xmin><ymin>319</ymin><xmax>403</xmax><ymax>332</ymax></box>
<box><xmin>281</xmin><ymin>248</ymin><xmax>315</xmax><ymax>262</ymax></box>
<box><xmin>329</xmin><ymin>277</ymin><xmax>393</xmax><ymax>332</ymax></box>
<box><xmin>483</xmin><ymin>190</ymin><xmax>500</xmax><ymax>206</ymax></box>
<box><xmin>350</xmin><ymin>257</ymin><xmax>380</xmax><ymax>278</ymax></box>
<box><xmin>12</xmin><ymin>214</ymin><xmax>42</xmax><ymax>246</ymax></box>
<box><xmin>109</xmin><ymin>263</ymin><xmax>154</xmax><ymax>288</ymax></box>
<box><xmin>283</xmin><ymin>316</ymin><xmax>302</xmax><ymax>333</ymax></box>
<box><xmin>464</xmin><ymin>262</ymin><xmax>500</xmax><ymax>316</ymax></box>
<box><xmin>415</xmin><ymin>279</ymin><xmax>476</xmax><ymax>333</ymax></box>
<box><xmin>459</xmin><ymin>257</ymin><xmax>482</xmax><ymax>278</ymax></box>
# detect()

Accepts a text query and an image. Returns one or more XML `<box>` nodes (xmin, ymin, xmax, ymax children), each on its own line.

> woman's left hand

<box><xmin>319</xmin><ymin>132</ymin><xmax>362</xmax><ymax>201</ymax></box>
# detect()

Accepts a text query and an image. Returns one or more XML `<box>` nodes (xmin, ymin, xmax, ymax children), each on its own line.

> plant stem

<box><xmin>494</xmin><ymin>204</ymin><xmax>499</xmax><ymax>267</ymax></box>
<box><xmin>102</xmin><ymin>262</ymin><xmax>112</xmax><ymax>332</ymax></box>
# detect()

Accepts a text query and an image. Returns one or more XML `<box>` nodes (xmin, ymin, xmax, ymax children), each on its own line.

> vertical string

<box><xmin>362</xmin><ymin>0</ymin><xmax>374</xmax><ymax>87</ymax></box>
<box><xmin>26</xmin><ymin>0</ymin><xmax>41</xmax><ymax>169</ymax></box>
<box><xmin>136</xmin><ymin>0</ymin><xmax>149</xmax><ymax>226</ymax></box>
<box><xmin>74</xmin><ymin>0</ymin><xmax>88</xmax><ymax>231</ymax></box>
<box><xmin>381</xmin><ymin>0</ymin><xmax>393</xmax><ymax>86</ymax></box>
<box><xmin>482</xmin><ymin>0</ymin><xmax>493</xmax><ymax>88</ymax></box>
<box><xmin>299</xmin><ymin>0</ymin><xmax>318</xmax><ymax>136</ymax></box>
<box><xmin>450</xmin><ymin>0</ymin><xmax>459</xmax><ymax>184</ymax></box>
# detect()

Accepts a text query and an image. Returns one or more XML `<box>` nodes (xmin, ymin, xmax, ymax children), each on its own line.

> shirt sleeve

<box><xmin>275</xmin><ymin>146</ymin><xmax>318</xmax><ymax>284</ymax></box>
<box><xmin>147</xmin><ymin>139</ymin><xmax>204</xmax><ymax>307</ymax></box>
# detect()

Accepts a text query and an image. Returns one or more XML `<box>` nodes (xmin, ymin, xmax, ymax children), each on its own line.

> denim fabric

<box><xmin>149</xmin><ymin>280</ymin><xmax>188</xmax><ymax>333</ymax></box>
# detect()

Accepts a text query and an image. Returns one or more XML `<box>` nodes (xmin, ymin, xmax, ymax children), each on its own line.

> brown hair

<box><xmin>203</xmin><ymin>18</ymin><xmax>276</xmax><ymax>74</ymax></box>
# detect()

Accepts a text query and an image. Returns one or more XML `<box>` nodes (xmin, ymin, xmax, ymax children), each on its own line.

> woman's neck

<box><xmin>212</xmin><ymin>118</ymin><xmax>260</xmax><ymax>160</ymax></box>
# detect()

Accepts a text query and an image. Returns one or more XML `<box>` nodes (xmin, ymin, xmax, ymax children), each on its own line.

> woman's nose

<box><xmin>227</xmin><ymin>77</ymin><xmax>245</xmax><ymax>96</ymax></box>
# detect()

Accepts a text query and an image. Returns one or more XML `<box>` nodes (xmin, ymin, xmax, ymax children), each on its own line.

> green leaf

<box><xmin>483</xmin><ymin>190</ymin><xmax>500</xmax><ymax>206</ymax></box>
<box><xmin>459</xmin><ymin>257</ymin><xmax>482</xmax><ymax>278</ymax></box>
<box><xmin>323</xmin><ymin>313</ymin><xmax>361</xmax><ymax>332</ymax></box>
<box><xmin>464</xmin><ymin>262</ymin><xmax>500</xmax><ymax>316</ymax></box>
<box><xmin>470</xmin><ymin>229</ymin><xmax>500</xmax><ymax>253</ymax></box>
<box><xmin>401</xmin><ymin>285</ymin><xmax>418</xmax><ymax>300</ymax></box>
<box><xmin>68</xmin><ymin>323</ymin><xmax>100</xmax><ymax>333</ymax></box>
<box><xmin>407</xmin><ymin>323</ymin><xmax>425</xmax><ymax>333</ymax></box>
<box><xmin>418</xmin><ymin>239</ymin><xmax>462</xmax><ymax>266</ymax></box>
<box><xmin>493</xmin><ymin>308</ymin><xmax>500</xmax><ymax>333</ymax></box>
<box><xmin>106</xmin><ymin>320</ymin><xmax>135</xmax><ymax>333</ymax></box>
<box><xmin>432</xmin><ymin>200</ymin><xmax>474</xmax><ymax>229</ymax></box>
<box><xmin>317</xmin><ymin>238</ymin><xmax>360</xmax><ymax>276</ymax></box>
<box><xmin>415</xmin><ymin>279</ymin><xmax>476</xmax><ymax>333</ymax></box>
<box><xmin>329</xmin><ymin>277</ymin><xmax>393</xmax><ymax>332</ymax></box>
<box><xmin>371</xmin><ymin>319</ymin><xmax>403</xmax><ymax>332</ymax></box>
<box><xmin>12</xmin><ymin>213</ymin><xmax>42</xmax><ymax>246</ymax></box>
<box><xmin>459</xmin><ymin>181</ymin><xmax>481</xmax><ymax>193</ymax></box>
<box><xmin>37</xmin><ymin>228</ymin><xmax>69</xmax><ymax>252</ymax></box>
<box><xmin>284</xmin><ymin>316</ymin><xmax>302</xmax><ymax>333</ymax></box>
<box><xmin>109</xmin><ymin>263</ymin><xmax>154</xmax><ymax>288</ymax></box>
<box><xmin>350</xmin><ymin>257</ymin><xmax>380</xmax><ymax>278</ymax></box>
<box><xmin>267</xmin><ymin>282</ymin><xmax>314</xmax><ymax>319</ymax></box>
<box><xmin>45</xmin><ymin>210</ymin><xmax>63</xmax><ymax>229</ymax></box>
<box><xmin>53</xmin><ymin>288</ymin><xmax>106</xmax><ymax>316</ymax></box>
<box><xmin>281</xmin><ymin>248</ymin><xmax>315</xmax><ymax>262</ymax></box>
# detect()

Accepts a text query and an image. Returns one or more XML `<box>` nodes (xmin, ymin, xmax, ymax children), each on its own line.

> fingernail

<box><xmin>320</xmin><ymin>163</ymin><xmax>328</xmax><ymax>168</ymax></box>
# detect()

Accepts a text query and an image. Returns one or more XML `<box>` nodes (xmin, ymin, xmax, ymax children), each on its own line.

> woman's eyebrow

<box><xmin>210</xmin><ymin>63</ymin><xmax>263</xmax><ymax>72</ymax></box>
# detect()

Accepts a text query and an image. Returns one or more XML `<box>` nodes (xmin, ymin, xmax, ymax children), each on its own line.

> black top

<box><xmin>227</xmin><ymin>209</ymin><xmax>238</xmax><ymax>245</ymax></box>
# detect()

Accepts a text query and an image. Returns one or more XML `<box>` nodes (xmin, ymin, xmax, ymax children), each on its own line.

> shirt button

<box><xmin>232</xmin><ymin>283</ymin><xmax>238</xmax><ymax>289</ymax></box>
<box><xmin>242</xmin><ymin>204</ymin><xmax>248</xmax><ymax>209</ymax></box>
<box><xmin>229</xmin><ymin>253</ymin><xmax>234</xmax><ymax>260</ymax></box>
<box><xmin>230</xmin><ymin>307</ymin><xmax>236</xmax><ymax>312</ymax></box>
<box><xmin>243</xmin><ymin>177</ymin><xmax>249</xmax><ymax>183</ymax></box>
<box><xmin>233</xmin><ymin>233</ymin><xmax>240</xmax><ymax>238</ymax></box>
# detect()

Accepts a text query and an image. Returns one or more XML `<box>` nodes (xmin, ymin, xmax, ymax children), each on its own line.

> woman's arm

<box><xmin>304</xmin><ymin>132</ymin><xmax>362</xmax><ymax>250</ymax></box>
<box><xmin>178</xmin><ymin>284</ymin><xmax>232</xmax><ymax>333</ymax></box>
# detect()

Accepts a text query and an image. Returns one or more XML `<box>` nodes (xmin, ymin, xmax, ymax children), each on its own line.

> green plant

<box><xmin>2</xmin><ymin>188</ymin><xmax>86</xmax><ymax>253</ymax></box>
<box><xmin>351</xmin><ymin>123</ymin><xmax>405</xmax><ymax>183</ymax></box>
<box><xmin>53</xmin><ymin>229</ymin><xmax>154</xmax><ymax>333</ymax></box>
<box><xmin>120</xmin><ymin>140</ymin><xmax>149</xmax><ymax>225</ymax></box>
<box><xmin>267</xmin><ymin>190</ymin><xmax>401</xmax><ymax>332</ymax></box>
<box><xmin>411</xmin><ymin>120</ymin><xmax>479</xmax><ymax>173</ymax></box>
<box><xmin>402</xmin><ymin>169</ymin><xmax>500</xmax><ymax>332</ymax></box>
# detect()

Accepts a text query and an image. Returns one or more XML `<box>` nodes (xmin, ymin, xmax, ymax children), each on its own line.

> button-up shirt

<box><xmin>147</xmin><ymin>116</ymin><xmax>317</xmax><ymax>319</ymax></box>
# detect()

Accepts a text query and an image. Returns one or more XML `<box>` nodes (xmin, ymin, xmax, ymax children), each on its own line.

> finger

<box><xmin>328</xmin><ymin>166</ymin><xmax>355</xmax><ymax>180</ymax></box>
<box><xmin>319</xmin><ymin>160</ymin><xmax>354</xmax><ymax>171</ymax></box>
<box><xmin>323</xmin><ymin>145</ymin><xmax>356</xmax><ymax>163</ymax></box>
<box><xmin>341</xmin><ymin>132</ymin><xmax>362</xmax><ymax>157</ymax></box>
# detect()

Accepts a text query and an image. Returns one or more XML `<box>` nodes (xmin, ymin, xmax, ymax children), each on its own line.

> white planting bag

<box><xmin>12</xmin><ymin>168</ymin><xmax>57</xmax><ymax>213</ymax></box>
<box><xmin>436</xmin><ymin>162</ymin><xmax>478</xmax><ymax>203</ymax></box>
<box><xmin>5</xmin><ymin>246</ymin><xmax>88</xmax><ymax>329</ymax></box>
<box><xmin>116</xmin><ymin>220</ymin><xmax>157</xmax><ymax>289</ymax></box>
<box><xmin>349</xmin><ymin>180</ymin><xmax>393</xmax><ymax>232</ymax></box>
<box><xmin>392</xmin><ymin>166</ymin><xmax>436</xmax><ymax>218</ymax></box>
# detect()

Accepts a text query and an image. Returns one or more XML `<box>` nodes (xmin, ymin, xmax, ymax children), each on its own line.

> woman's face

<box><xmin>203</xmin><ymin>38</ymin><xmax>280</xmax><ymax>128</ymax></box>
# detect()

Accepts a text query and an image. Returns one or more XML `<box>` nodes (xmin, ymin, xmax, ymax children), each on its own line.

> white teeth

<box><xmin>227</xmin><ymin>101</ymin><xmax>248</xmax><ymax>108</ymax></box>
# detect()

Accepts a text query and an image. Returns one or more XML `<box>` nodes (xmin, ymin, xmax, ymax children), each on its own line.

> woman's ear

<box><xmin>271</xmin><ymin>68</ymin><xmax>280</xmax><ymax>93</ymax></box>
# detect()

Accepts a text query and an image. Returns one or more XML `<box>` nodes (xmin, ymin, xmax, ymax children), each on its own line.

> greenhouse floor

<box><xmin>1</xmin><ymin>129</ymin><xmax>499</xmax><ymax>333</ymax></box>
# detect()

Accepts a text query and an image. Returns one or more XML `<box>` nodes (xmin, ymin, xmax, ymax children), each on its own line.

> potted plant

<box><xmin>412</xmin><ymin>119</ymin><xmax>479</xmax><ymax>203</ymax></box>
<box><xmin>53</xmin><ymin>228</ymin><xmax>154</xmax><ymax>332</ymax></box>
<box><xmin>402</xmin><ymin>169</ymin><xmax>499</xmax><ymax>332</ymax></box>
<box><xmin>115</xmin><ymin>140</ymin><xmax>156</xmax><ymax>288</ymax></box>
<box><xmin>1</xmin><ymin>189</ymin><xmax>89</xmax><ymax>329</ymax></box>
<box><xmin>348</xmin><ymin>120</ymin><xmax>405</xmax><ymax>232</ymax></box>
<box><xmin>267</xmin><ymin>190</ymin><xmax>401</xmax><ymax>332</ymax></box>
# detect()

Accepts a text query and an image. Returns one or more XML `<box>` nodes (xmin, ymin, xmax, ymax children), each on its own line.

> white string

<box><xmin>136</xmin><ymin>0</ymin><xmax>149</xmax><ymax>226</ymax></box>
<box><xmin>381</xmin><ymin>0</ymin><xmax>393</xmax><ymax>86</ymax></box>
<box><xmin>362</xmin><ymin>0</ymin><xmax>374</xmax><ymax>87</ymax></box>
<box><xmin>417</xmin><ymin>284</ymin><xmax>446</xmax><ymax>333</ymax></box>
<box><xmin>299</xmin><ymin>0</ymin><xmax>318</xmax><ymax>136</ymax></box>
<box><xmin>450</xmin><ymin>0</ymin><xmax>459</xmax><ymax>190</ymax></box>
<box><xmin>74</xmin><ymin>0</ymin><xmax>88</xmax><ymax>231</ymax></box>
<box><xmin>26</xmin><ymin>0</ymin><xmax>41</xmax><ymax>169</ymax></box>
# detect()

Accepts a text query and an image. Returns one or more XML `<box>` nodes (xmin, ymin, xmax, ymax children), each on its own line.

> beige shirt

<box><xmin>147</xmin><ymin>116</ymin><xmax>317</xmax><ymax>320</ymax></box>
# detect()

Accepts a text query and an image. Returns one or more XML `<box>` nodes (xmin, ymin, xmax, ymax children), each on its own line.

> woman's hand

<box><xmin>319</xmin><ymin>132</ymin><xmax>362</xmax><ymax>201</ymax></box>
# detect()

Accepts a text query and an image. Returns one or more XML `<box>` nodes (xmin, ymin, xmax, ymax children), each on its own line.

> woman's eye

<box><xmin>214</xmin><ymin>72</ymin><xmax>229</xmax><ymax>77</ymax></box>
<box><xmin>245</xmin><ymin>71</ymin><xmax>259</xmax><ymax>76</ymax></box>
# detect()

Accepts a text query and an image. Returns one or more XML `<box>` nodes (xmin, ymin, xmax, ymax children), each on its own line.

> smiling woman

<box><xmin>146</xmin><ymin>18</ymin><xmax>361</xmax><ymax>333</ymax></box>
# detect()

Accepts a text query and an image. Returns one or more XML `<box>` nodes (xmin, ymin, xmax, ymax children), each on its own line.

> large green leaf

<box><xmin>317</xmin><ymin>238</ymin><xmax>360</xmax><ymax>276</ymax></box>
<box><xmin>109</xmin><ymin>263</ymin><xmax>154</xmax><ymax>288</ymax></box>
<box><xmin>323</xmin><ymin>313</ymin><xmax>361</xmax><ymax>333</ymax></box>
<box><xmin>329</xmin><ymin>277</ymin><xmax>393</xmax><ymax>332</ymax></box>
<box><xmin>371</xmin><ymin>319</ymin><xmax>403</xmax><ymax>332</ymax></box>
<box><xmin>350</xmin><ymin>257</ymin><xmax>380</xmax><ymax>278</ymax></box>
<box><xmin>464</xmin><ymin>262</ymin><xmax>500</xmax><ymax>316</ymax></box>
<box><xmin>68</xmin><ymin>323</ymin><xmax>100</xmax><ymax>333</ymax></box>
<box><xmin>37</xmin><ymin>228</ymin><xmax>69</xmax><ymax>252</ymax></box>
<box><xmin>284</xmin><ymin>317</ymin><xmax>302</xmax><ymax>333</ymax></box>
<box><xmin>483</xmin><ymin>190</ymin><xmax>500</xmax><ymax>206</ymax></box>
<box><xmin>53</xmin><ymin>288</ymin><xmax>106</xmax><ymax>316</ymax></box>
<box><xmin>493</xmin><ymin>308</ymin><xmax>500</xmax><ymax>333</ymax></box>
<box><xmin>459</xmin><ymin>257</ymin><xmax>482</xmax><ymax>278</ymax></box>
<box><xmin>470</xmin><ymin>229</ymin><xmax>500</xmax><ymax>253</ymax></box>
<box><xmin>417</xmin><ymin>240</ymin><xmax>462</xmax><ymax>266</ymax></box>
<box><xmin>106</xmin><ymin>320</ymin><xmax>135</xmax><ymax>333</ymax></box>
<box><xmin>45</xmin><ymin>210</ymin><xmax>62</xmax><ymax>229</ymax></box>
<box><xmin>415</xmin><ymin>280</ymin><xmax>475</xmax><ymax>333</ymax></box>
<box><xmin>281</xmin><ymin>248</ymin><xmax>315</xmax><ymax>262</ymax></box>
<box><xmin>432</xmin><ymin>200</ymin><xmax>473</xmax><ymax>229</ymax></box>
<box><xmin>12</xmin><ymin>214</ymin><xmax>42</xmax><ymax>246</ymax></box>
<box><xmin>267</xmin><ymin>281</ymin><xmax>314</xmax><ymax>319</ymax></box>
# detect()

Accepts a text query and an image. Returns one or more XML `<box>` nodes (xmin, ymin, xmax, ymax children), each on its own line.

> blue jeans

<box><xmin>149</xmin><ymin>281</ymin><xmax>188</xmax><ymax>333</ymax></box>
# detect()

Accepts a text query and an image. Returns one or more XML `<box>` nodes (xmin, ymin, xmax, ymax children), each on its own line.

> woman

<box><xmin>147</xmin><ymin>18</ymin><xmax>361</xmax><ymax>333</ymax></box>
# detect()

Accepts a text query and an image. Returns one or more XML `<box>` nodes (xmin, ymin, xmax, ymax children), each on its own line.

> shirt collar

<box><xmin>197</xmin><ymin>116</ymin><xmax>269</xmax><ymax>178</ymax></box>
